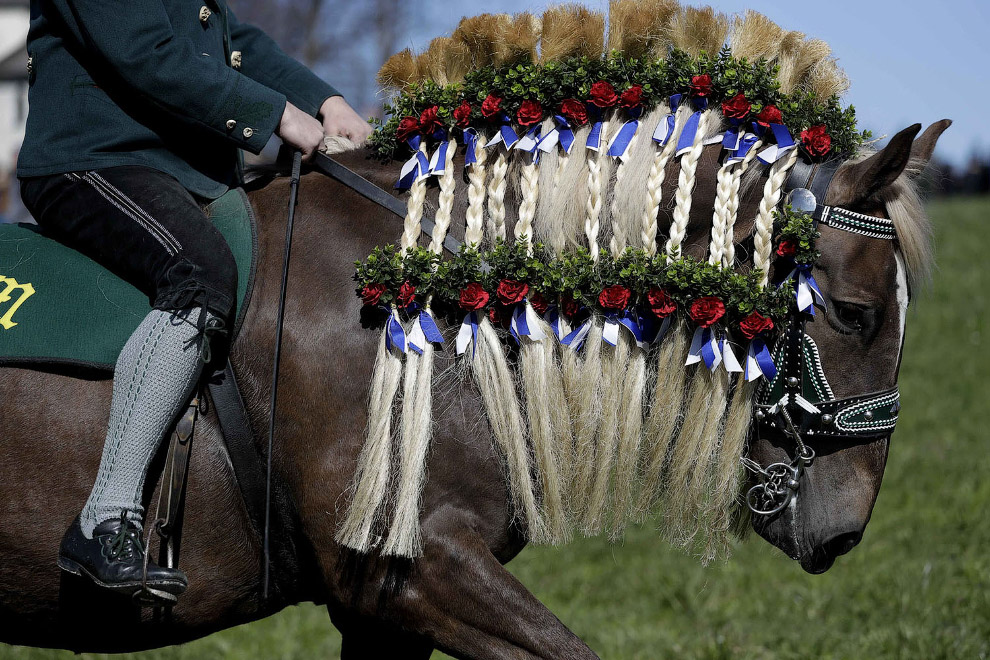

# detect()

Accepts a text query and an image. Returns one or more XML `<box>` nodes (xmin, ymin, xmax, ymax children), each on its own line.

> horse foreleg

<box><xmin>331</xmin><ymin>529</ymin><xmax>599</xmax><ymax>660</ymax></box>
<box><xmin>329</xmin><ymin>608</ymin><xmax>434</xmax><ymax>660</ymax></box>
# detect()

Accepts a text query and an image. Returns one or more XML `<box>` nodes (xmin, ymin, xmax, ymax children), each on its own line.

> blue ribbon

<box><xmin>561</xmin><ymin>318</ymin><xmax>593</xmax><ymax>351</ymax></box>
<box><xmin>722</xmin><ymin>118</ymin><xmax>744</xmax><ymax>151</ymax></box>
<box><xmin>499</xmin><ymin>114</ymin><xmax>519</xmax><ymax>149</ymax></box>
<box><xmin>384</xmin><ymin>308</ymin><xmax>407</xmax><ymax>353</ymax></box>
<box><xmin>555</xmin><ymin>115</ymin><xmax>575</xmax><ymax>153</ymax></box>
<box><xmin>788</xmin><ymin>263</ymin><xmax>826</xmax><ymax>316</ymax></box>
<box><xmin>676</xmin><ymin>108</ymin><xmax>703</xmax><ymax>154</ymax></box>
<box><xmin>732</xmin><ymin>133</ymin><xmax>760</xmax><ymax>162</ymax></box>
<box><xmin>545</xmin><ymin>305</ymin><xmax>562</xmax><ymax>340</ymax></box>
<box><xmin>699</xmin><ymin>327</ymin><xmax>719</xmax><ymax>369</ymax></box>
<box><xmin>421</xmin><ymin>310</ymin><xmax>444</xmax><ymax>343</ymax></box>
<box><xmin>607</xmin><ymin>111</ymin><xmax>641</xmax><ymax>159</ymax></box>
<box><xmin>395</xmin><ymin>136</ymin><xmax>430</xmax><ymax>190</ymax></box>
<box><xmin>746</xmin><ymin>337</ymin><xmax>778</xmax><ymax>381</ymax></box>
<box><xmin>429</xmin><ymin>139</ymin><xmax>450</xmax><ymax>176</ymax></box>
<box><xmin>455</xmin><ymin>311</ymin><xmax>479</xmax><ymax>357</ymax></box>
<box><xmin>770</xmin><ymin>123</ymin><xmax>795</xmax><ymax>149</ymax></box>
<box><xmin>463</xmin><ymin>128</ymin><xmax>479</xmax><ymax>167</ymax></box>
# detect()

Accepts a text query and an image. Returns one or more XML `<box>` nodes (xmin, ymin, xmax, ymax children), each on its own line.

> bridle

<box><xmin>744</xmin><ymin>158</ymin><xmax>904</xmax><ymax>516</ymax></box>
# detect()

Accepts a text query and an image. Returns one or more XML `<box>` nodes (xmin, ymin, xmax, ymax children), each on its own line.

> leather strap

<box><xmin>784</xmin><ymin>156</ymin><xmax>845</xmax><ymax>221</ymax></box>
<box><xmin>310</xmin><ymin>152</ymin><xmax>464</xmax><ymax>256</ymax></box>
<box><xmin>207</xmin><ymin>361</ymin><xmax>267</xmax><ymax>536</ymax></box>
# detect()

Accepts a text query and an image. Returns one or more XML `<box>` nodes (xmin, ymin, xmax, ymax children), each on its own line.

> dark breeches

<box><xmin>19</xmin><ymin>165</ymin><xmax>237</xmax><ymax>358</ymax></box>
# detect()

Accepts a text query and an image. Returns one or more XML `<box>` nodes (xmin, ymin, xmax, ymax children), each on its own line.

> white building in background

<box><xmin>0</xmin><ymin>0</ymin><xmax>29</xmax><ymax>222</ymax></box>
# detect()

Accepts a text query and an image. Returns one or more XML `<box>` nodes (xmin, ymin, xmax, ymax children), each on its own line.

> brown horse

<box><xmin>0</xmin><ymin>119</ymin><xmax>948</xmax><ymax>658</ymax></box>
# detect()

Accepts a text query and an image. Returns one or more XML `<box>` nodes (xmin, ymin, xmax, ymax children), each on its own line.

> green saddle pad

<box><xmin>0</xmin><ymin>188</ymin><xmax>256</xmax><ymax>370</ymax></box>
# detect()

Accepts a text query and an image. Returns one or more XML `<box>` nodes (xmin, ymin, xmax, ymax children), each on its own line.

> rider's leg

<box><xmin>19</xmin><ymin>166</ymin><xmax>237</xmax><ymax>599</ymax></box>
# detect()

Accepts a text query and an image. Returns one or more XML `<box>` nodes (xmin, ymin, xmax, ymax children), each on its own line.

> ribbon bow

<box><xmin>395</xmin><ymin>135</ymin><xmax>430</xmax><ymax>190</ymax></box>
<box><xmin>455</xmin><ymin>311</ymin><xmax>480</xmax><ymax>357</ymax></box>
<box><xmin>485</xmin><ymin>114</ymin><xmax>520</xmax><ymax>151</ymax></box>
<box><xmin>674</xmin><ymin>93</ymin><xmax>709</xmax><ymax>157</ymax></box>
<box><xmin>607</xmin><ymin>106</ymin><xmax>643</xmax><ymax>161</ymax></box>
<box><xmin>537</xmin><ymin>115</ymin><xmax>576</xmax><ymax>155</ymax></box>
<box><xmin>384</xmin><ymin>307</ymin><xmax>407</xmax><ymax>353</ymax></box>
<box><xmin>509</xmin><ymin>301</ymin><xmax>547</xmax><ymax>343</ymax></box>
<box><xmin>744</xmin><ymin>336</ymin><xmax>778</xmax><ymax>382</ymax></box>
<box><xmin>786</xmin><ymin>263</ymin><xmax>826</xmax><ymax>315</ymax></box>
<box><xmin>407</xmin><ymin>308</ymin><xmax>444</xmax><ymax>354</ymax></box>
<box><xmin>603</xmin><ymin>308</ymin><xmax>648</xmax><ymax>349</ymax></box>
<box><xmin>757</xmin><ymin>122</ymin><xmax>797</xmax><ymax>165</ymax></box>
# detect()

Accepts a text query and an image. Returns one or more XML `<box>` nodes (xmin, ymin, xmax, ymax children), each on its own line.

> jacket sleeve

<box><xmin>227</xmin><ymin>8</ymin><xmax>341</xmax><ymax>117</ymax></box>
<box><xmin>54</xmin><ymin>0</ymin><xmax>286</xmax><ymax>154</ymax></box>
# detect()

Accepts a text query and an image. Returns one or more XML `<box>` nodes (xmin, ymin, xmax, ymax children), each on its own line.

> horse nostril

<box><xmin>826</xmin><ymin>530</ymin><xmax>862</xmax><ymax>557</ymax></box>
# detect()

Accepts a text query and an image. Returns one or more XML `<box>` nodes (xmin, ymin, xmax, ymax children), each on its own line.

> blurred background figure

<box><xmin>0</xmin><ymin>0</ymin><xmax>29</xmax><ymax>224</ymax></box>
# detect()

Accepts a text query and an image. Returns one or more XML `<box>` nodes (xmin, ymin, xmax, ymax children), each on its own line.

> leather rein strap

<box><xmin>310</xmin><ymin>152</ymin><xmax>463</xmax><ymax>256</ymax></box>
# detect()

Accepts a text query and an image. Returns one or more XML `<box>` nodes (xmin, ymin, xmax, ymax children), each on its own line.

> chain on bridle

<box><xmin>744</xmin><ymin>158</ymin><xmax>904</xmax><ymax>516</ymax></box>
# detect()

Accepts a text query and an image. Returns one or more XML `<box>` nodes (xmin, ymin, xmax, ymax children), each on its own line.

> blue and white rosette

<box><xmin>756</xmin><ymin>122</ymin><xmax>797</xmax><ymax>165</ymax></box>
<box><xmin>407</xmin><ymin>308</ymin><xmax>444</xmax><ymax>354</ymax></box>
<box><xmin>508</xmin><ymin>300</ymin><xmax>547</xmax><ymax>344</ymax></box>
<box><xmin>602</xmin><ymin>308</ymin><xmax>649</xmax><ymax>350</ymax></box>
<box><xmin>455</xmin><ymin>310</ymin><xmax>481</xmax><ymax>357</ymax></box>
<box><xmin>785</xmin><ymin>263</ymin><xmax>826</xmax><ymax>315</ymax></box>
<box><xmin>537</xmin><ymin>115</ymin><xmax>576</xmax><ymax>155</ymax></box>
<box><xmin>561</xmin><ymin>317</ymin><xmax>593</xmax><ymax>351</ymax></box>
<box><xmin>484</xmin><ymin>114</ymin><xmax>520</xmax><ymax>151</ymax></box>
<box><xmin>384</xmin><ymin>307</ymin><xmax>408</xmax><ymax>353</ymax></box>
<box><xmin>514</xmin><ymin>125</ymin><xmax>542</xmax><ymax>163</ymax></box>
<box><xmin>606</xmin><ymin>106</ymin><xmax>643</xmax><ymax>162</ymax></box>
<box><xmin>395</xmin><ymin>135</ymin><xmax>430</xmax><ymax>190</ymax></box>
<box><xmin>744</xmin><ymin>335</ymin><xmax>778</xmax><ymax>382</ymax></box>
<box><xmin>427</xmin><ymin>130</ymin><xmax>451</xmax><ymax>177</ymax></box>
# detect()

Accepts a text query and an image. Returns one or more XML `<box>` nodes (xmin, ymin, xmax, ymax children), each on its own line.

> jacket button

<box><xmin>199</xmin><ymin>6</ymin><xmax>212</xmax><ymax>22</ymax></box>
<box><xmin>230</xmin><ymin>51</ymin><xmax>242</xmax><ymax>69</ymax></box>
<box><xmin>226</xmin><ymin>119</ymin><xmax>236</xmax><ymax>130</ymax></box>
<box><xmin>242</xmin><ymin>127</ymin><xmax>254</xmax><ymax>139</ymax></box>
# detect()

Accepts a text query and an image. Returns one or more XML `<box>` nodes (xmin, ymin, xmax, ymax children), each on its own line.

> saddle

<box><xmin>0</xmin><ymin>188</ymin><xmax>266</xmax><ymax>580</ymax></box>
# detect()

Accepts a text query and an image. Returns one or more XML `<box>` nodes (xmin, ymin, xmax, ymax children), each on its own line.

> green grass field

<box><xmin>4</xmin><ymin>197</ymin><xmax>988</xmax><ymax>659</ymax></box>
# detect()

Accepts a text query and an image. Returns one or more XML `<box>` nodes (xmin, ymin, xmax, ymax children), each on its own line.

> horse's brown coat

<box><xmin>0</xmin><ymin>121</ymin><xmax>946</xmax><ymax>657</ymax></box>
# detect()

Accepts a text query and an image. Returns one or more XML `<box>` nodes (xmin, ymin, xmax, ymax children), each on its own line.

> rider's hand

<box><xmin>320</xmin><ymin>96</ymin><xmax>373</xmax><ymax>146</ymax></box>
<box><xmin>276</xmin><ymin>101</ymin><xmax>325</xmax><ymax>159</ymax></box>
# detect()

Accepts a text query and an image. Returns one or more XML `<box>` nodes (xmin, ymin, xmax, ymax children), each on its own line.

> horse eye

<box><xmin>829</xmin><ymin>300</ymin><xmax>871</xmax><ymax>335</ymax></box>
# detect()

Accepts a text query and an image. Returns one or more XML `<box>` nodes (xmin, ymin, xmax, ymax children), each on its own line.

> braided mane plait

<box><xmin>753</xmin><ymin>148</ymin><xmax>800</xmax><ymax>286</ymax></box>
<box><xmin>487</xmin><ymin>150</ymin><xmax>509</xmax><ymax>242</ymax></box>
<box><xmin>464</xmin><ymin>133</ymin><xmax>488</xmax><ymax>247</ymax></box>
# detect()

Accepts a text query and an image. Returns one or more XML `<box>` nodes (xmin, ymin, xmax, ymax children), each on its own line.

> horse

<box><xmin>0</xmin><ymin>113</ymin><xmax>949</xmax><ymax>657</ymax></box>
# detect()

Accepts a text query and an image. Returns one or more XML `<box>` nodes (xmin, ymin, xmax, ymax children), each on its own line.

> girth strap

<box><xmin>310</xmin><ymin>152</ymin><xmax>464</xmax><ymax>256</ymax></box>
<box><xmin>207</xmin><ymin>361</ymin><xmax>267</xmax><ymax>536</ymax></box>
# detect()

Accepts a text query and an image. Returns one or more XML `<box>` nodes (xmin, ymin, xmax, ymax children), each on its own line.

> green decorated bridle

<box><xmin>745</xmin><ymin>163</ymin><xmax>904</xmax><ymax>516</ymax></box>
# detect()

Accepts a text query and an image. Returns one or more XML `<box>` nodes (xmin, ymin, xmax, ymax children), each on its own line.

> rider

<box><xmin>16</xmin><ymin>0</ymin><xmax>372</xmax><ymax>602</ymax></box>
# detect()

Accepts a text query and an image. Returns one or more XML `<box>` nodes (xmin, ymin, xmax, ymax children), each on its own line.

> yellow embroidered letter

<box><xmin>0</xmin><ymin>275</ymin><xmax>35</xmax><ymax>330</ymax></box>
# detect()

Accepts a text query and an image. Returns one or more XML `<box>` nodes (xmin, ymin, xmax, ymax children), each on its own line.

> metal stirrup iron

<box><xmin>263</xmin><ymin>149</ymin><xmax>302</xmax><ymax>599</ymax></box>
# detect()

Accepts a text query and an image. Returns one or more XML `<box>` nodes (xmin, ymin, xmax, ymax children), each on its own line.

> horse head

<box><xmin>748</xmin><ymin>120</ymin><xmax>951</xmax><ymax>573</ymax></box>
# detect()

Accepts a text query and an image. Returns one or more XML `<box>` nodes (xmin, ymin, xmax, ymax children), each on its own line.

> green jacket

<box><xmin>16</xmin><ymin>0</ymin><xmax>340</xmax><ymax>199</ymax></box>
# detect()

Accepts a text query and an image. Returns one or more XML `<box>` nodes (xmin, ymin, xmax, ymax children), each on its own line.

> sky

<box><xmin>387</xmin><ymin>0</ymin><xmax>990</xmax><ymax>166</ymax></box>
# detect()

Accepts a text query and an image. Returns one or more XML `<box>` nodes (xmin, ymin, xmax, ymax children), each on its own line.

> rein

<box><xmin>310</xmin><ymin>152</ymin><xmax>463</xmax><ymax>256</ymax></box>
<box><xmin>744</xmin><ymin>161</ymin><xmax>903</xmax><ymax>516</ymax></box>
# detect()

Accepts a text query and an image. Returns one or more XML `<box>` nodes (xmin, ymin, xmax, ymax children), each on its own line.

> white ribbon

<box><xmin>721</xmin><ymin>334</ymin><xmax>743</xmax><ymax>373</ymax></box>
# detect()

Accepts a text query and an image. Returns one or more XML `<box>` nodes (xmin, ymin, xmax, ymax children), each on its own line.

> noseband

<box><xmin>744</xmin><ymin>158</ymin><xmax>903</xmax><ymax>516</ymax></box>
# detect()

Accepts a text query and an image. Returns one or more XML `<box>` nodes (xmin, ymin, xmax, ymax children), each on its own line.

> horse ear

<box><xmin>907</xmin><ymin>119</ymin><xmax>952</xmax><ymax>176</ymax></box>
<box><xmin>830</xmin><ymin>124</ymin><xmax>921</xmax><ymax>206</ymax></box>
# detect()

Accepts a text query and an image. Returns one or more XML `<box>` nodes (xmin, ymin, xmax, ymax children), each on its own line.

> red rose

<box><xmin>588</xmin><ymin>80</ymin><xmax>619</xmax><ymax>108</ymax></box>
<box><xmin>516</xmin><ymin>99</ymin><xmax>544</xmax><ymax>127</ymax></box>
<box><xmin>396</xmin><ymin>116</ymin><xmax>419</xmax><ymax>142</ymax></box>
<box><xmin>561</xmin><ymin>294</ymin><xmax>581</xmax><ymax>319</ymax></box>
<box><xmin>496</xmin><ymin>279</ymin><xmax>529</xmax><ymax>305</ymax></box>
<box><xmin>418</xmin><ymin>106</ymin><xmax>441</xmax><ymax>135</ymax></box>
<box><xmin>689</xmin><ymin>296</ymin><xmax>726</xmax><ymax>328</ymax></box>
<box><xmin>756</xmin><ymin>105</ymin><xmax>783</xmax><ymax>128</ymax></box>
<box><xmin>739</xmin><ymin>310</ymin><xmax>774</xmax><ymax>340</ymax></box>
<box><xmin>598</xmin><ymin>285</ymin><xmax>631</xmax><ymax>310</ymax></box>
<box><xmin>397</xmin><ymin>280</ymin><xmax>416</xmax><ymax>308</ymax></box>
<box><xmin>690</xmin><ymin>74</ymin><xmax>712</xmax><ymax>97</ymax></box>
<box><xmin>776</xmin><ymin>239</ymin><xmax>798</xmax><ymax>257</ymax></box>
<box><xmin>721</xmin><ymin>92</ymin><xmax>751</xmax><ymax>120</ymax></box>
<box><xmin>458</xmin><ymin>282</ymin><xmax>489</xmax><ymax>311</ymax></box>
<box><xmin>620</xmin><ymin>85</ymin><xmax>644</xmax><ymax>109</ymax></box>
<box><xmin>453</xmin><ymin>101</ymin><xmax>472</xmax><ymax>128</ymax></box>
<box><xmin>360</xmin><ymin>282</ymin><xmax>386</xmax><ymax>306</ymax></box>
<box><xmin>529</xmin><ymin>292</ymin><xmax>550</xmax><ymax>315</ymax></box>
<box><xmin>647</xmin><ymin>288</ymin><xmax>677</xmax><ymax>319</ymax></box>
<box><xmin>481</xmin><ymin>93</ymin><xmax>503</xmax><ymax>119</ymax></box>
<box><xmin>560</xmin><ymin>99</ymin><xmax>588</xmax><ymax>126</ymax></box>
<box><xmin>800</xmin><ymin>124</ymin><xmax>832</xmax><ymax>157</ymax></box>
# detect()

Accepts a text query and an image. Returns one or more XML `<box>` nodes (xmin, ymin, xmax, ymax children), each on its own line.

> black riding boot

<box><xmin>57</xmin><ymin>515</ymin><xmax>188</xmax><ymax>605</ymax></box>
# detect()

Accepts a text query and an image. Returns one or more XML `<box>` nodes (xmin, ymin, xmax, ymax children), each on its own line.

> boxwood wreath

<box><xmin>355</xmin><ymin>207</ymin><xmax>819</xmax><ymax>343</ymax></box>
<box><xmin>368</xmin><ymin>47</ymin><xmax>870</xmax><ymax>163</ymax></box>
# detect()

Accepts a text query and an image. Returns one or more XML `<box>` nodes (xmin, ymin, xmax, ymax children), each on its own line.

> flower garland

<box><xmin>368</xmin><ymin>47</ymin><xmax>870</xmax><ymax>164</ymax></box>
